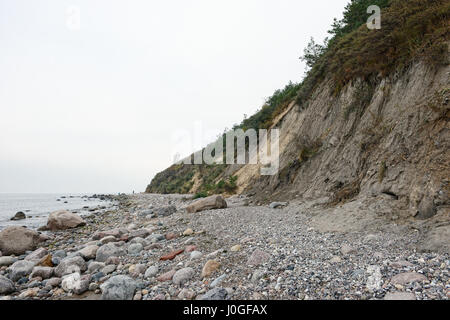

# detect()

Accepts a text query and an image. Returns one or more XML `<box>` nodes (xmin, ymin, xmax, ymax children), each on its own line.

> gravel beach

<box><xmin>0</xmin><ymin>193</ymin><xmax>448</xmax><ymax>300</ymax></box>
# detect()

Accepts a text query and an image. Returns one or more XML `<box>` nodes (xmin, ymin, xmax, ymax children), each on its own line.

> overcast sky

<box><xmin>0</xmin><ymin>0</ymin><xmax>349</xmax><ymax>194</ymax></box>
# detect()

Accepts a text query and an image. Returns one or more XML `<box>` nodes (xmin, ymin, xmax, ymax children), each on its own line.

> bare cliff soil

<box><xmin>146</xmin><ymin>0</ymin><xmax>450</xmax><ymax>255</ymax></box>
<box><xmin>147</xmin><ymin>60</ymin><xmax>450</xmax><ymax>254</ymax></box>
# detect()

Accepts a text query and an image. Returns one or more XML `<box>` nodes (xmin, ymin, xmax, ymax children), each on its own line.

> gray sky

<box><xmin>0</xmin><ymin>0</ymin><xmax>348</xmax><ymax>194</ymax></box>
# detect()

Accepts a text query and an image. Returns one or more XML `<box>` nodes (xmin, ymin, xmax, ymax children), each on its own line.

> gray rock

<box><xmin>144</xmin><ymin>266</ymin><xmax>158</xmax><ymax>278</ymax></box>
<box><xmin>210</xmin><ymin>274</ymin><xmax>227</xmax><ymax>288</ymax></box>
<box><xmin>0</xmin><ymin>275</ymin><xmax>15</xmax><ymax>294</ymax></box>
<box><xmin>25</xmin><ymin>247</ymin><xmax>48</xmax><ymax>262</ymax></box>
<box><xmin>138</xmin><ymin>209</ymin><xmax>154</xmax><ymax>218</ymax></box>
<box><xmin>45</xmin><ymin>277</ymin><xmax>62</xmax><ymax>287</ymax></box>
<box><xmin>100</xmin><ymin>275</ymin><xmax>136</xmax><ymax>300</ymax></box>
<box><xmin>9</xmin><ymin>260</ymin><xmax>35</xmax><ymax>281</ymax></box>
<box><xmin>129</xmin><ymin>237</ymin><xmax>149</xmax><ymax>246</ymax></box>
<box><xmin>172</xmin><ymin>267</ymin><xmax>195</xmax><ymax>285</ymax></box>
<box><xmin>128</xmin><ymin>243</ymin><xmax>143</xmax><ymax>255</ymax></box>
<box><xmin>52</xmin><ymin>250</ymin><xmax>67</xmax><ymax>259</ymax></box>
<box><xmin>269</xmin><ymin>202</ymin><xmax>288</xmax><ymax>209</ymax></box>
<box><xmin>0</xmin><ymin>256</ymin><xmax>18</xmax><ymax>267</ymax></box>
<box><xmin>78</xmin><ymin>245</ymin><xmax>99</xmax><ymax>260</ymax></box>
<box><xmin>88</xmin><ymin>261</ymin><xmax>105</xmax><ymax>273</ymax></box>
<box><xmin>100</xmin><ymin>236</ymin><xmax>117</xmax><ymax>245</ymax></box>
<box><xmin>62</xmin><ymin>272</ymin><xmax>90</xmax><ymax>294</ymax></box>
<box><xmin>30</xmin><ymin>266</ymin><xmax>54</xmax><ymax>280</ymax></box>
<box><xmin>197</xmin><ymin>287</ymin><xmax>229</xmax><ymax>300</ymax></box>
<box><xmin>101</xmin><ymin>264</ymin><xmax>117</xmax><ymax>275</ymax></box>
<box><xmin>54</xmin><ymin>256</ymin><xmax>87</xmax><ymax>277</ymax></box>
<box><xmin>96</xmin><ymin>243</ymin><xmax>126</xmax><ymax>262</ymax></box>
<box><xmin>190</xmin><ymin>251</ymin><xmax>203</xmax><ymax>260</ymax></box>
<box><xmin>129</xmin><ymin>264</ymin><xmax>146</xmax><ymax>277</ymax></box>
<box><xmin>154</xmin><ymin>205</ymin><xmax>177</xmax><ymax>217</ymax></box>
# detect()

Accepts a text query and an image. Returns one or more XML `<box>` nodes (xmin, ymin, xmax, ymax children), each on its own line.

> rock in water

<box><xmin>46</xmin><ymin>210</ymin><xmax>86</xmax><ymax>231</ymax></box>
<box><xmin>0</xmin><ymin>226</ymin><xmax>41</xmax><ymax>255</ymax></box>
<box><xmin>186</xmin><ymin>195</ymin><xmax>227</xmax><ymax>213</ymax></box>
<box><xmin>0</xmin><ymin>275</ymin><xmax>15</xmax><ymax>295</ymax></box>
<box><xmin>10</xmin><ymin>211</ymin><xmax>26</xmax><ymax>221</ymax></box>
<box><xmin>100</xmin><ymin>275</ymin><xmax>136</xmax><ymax>300</ymax></box>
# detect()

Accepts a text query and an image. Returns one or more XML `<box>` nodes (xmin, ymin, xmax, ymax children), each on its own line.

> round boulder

<box><xmin>0</xmin><ymin>226</ymin><xmax>41</xmax><ymax>256</ymax></box>
<box><xmin>46</xmin><ymin>210</ymin><xmax>86</xmax><ymax>231</ymax></box>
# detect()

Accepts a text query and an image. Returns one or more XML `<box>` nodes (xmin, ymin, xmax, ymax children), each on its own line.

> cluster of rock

<box><xmin>0</xmin><ymin>193</ymin><xmax>448</xmax><ymax>301</ymax></box>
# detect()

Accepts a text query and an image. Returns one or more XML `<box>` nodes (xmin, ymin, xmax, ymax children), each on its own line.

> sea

<box><xmin>0</xmin><ymin>193</ymin><xmax>112</xmax><ymax>231</ymax></box>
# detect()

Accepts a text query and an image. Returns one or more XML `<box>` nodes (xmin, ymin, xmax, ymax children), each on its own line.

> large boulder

<box><xmin>46</xmin><ymin>210</ymin><xmax>86</xmax><ymax>231</ymax></box>
<box><xmin>0</xmin><ymin>226</ymin><xmax>41</xmax><ymax>255</ymax></box>
<box><xmin>54</xmin><ymin>256</ymin><xmax>87</xmax><ymax>277</ymax></box>
<box><xmin>9</xmin><ymin>260</ymin><xmax>36</xmax><ymax>282</ymax></box>
<box><xmin>96</xmin><ymin>243</ymin><xmax>126</xmax><ymax>262</ymax></box>
<box><xmin>100</xmin><ymin>275</ymin><xmax>136</xmax><ymax>300</ymax></box>
<box><xmin>186</xmin><ymin>195</ymin><xmax>227</xmax><ymax>213</ymax></box>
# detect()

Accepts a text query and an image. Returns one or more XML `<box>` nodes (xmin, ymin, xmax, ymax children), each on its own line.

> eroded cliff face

<box><xmin>238</xmin><ymin>61</ymin><xmax>449</xmax><ymax>222</ymax></box>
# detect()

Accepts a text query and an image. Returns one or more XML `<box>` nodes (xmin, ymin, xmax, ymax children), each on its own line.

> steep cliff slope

<box><xmin>146</xmin><ymin>0</ymin><xmax>450</xmax><ymax>251</ymax></box>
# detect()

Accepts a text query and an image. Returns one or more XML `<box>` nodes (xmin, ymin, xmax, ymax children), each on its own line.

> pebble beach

<box><xmin>0</xmin><ymin>193</ymin><xmax>448</xmax><ymax>300</ymax></box>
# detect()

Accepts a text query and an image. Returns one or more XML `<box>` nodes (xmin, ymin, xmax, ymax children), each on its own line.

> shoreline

<box><xmin>0</xmin><ymin>193</ymin><xmax>448</xmax><ymax>300</ymax></box>
<box><xmin>0</xmin><ymin>194</ymin><xmax>116</xmax><ymax>232</ymax></box>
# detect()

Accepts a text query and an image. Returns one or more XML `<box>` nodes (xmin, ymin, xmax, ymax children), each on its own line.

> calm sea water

<box><xmin>0</xmin><ymin>194</ymin><xmax>111</xmax><ymax>231</ymax></box>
